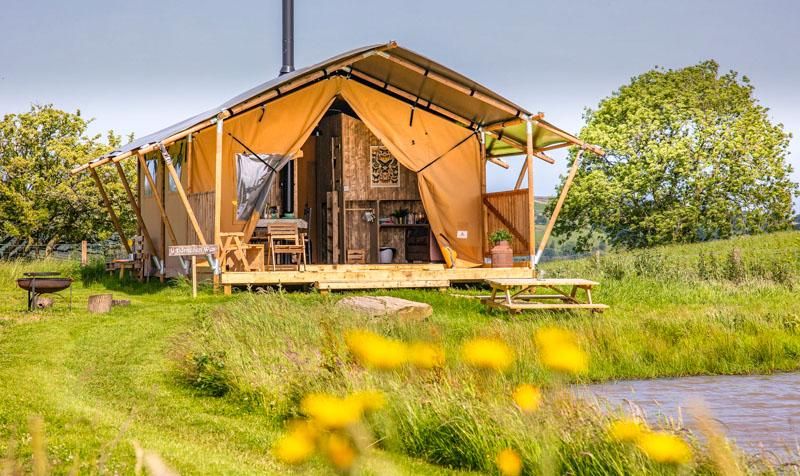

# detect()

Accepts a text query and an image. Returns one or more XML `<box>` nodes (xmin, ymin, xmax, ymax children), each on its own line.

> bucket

<box><xmin>379</xmin><ymin>247</ymin><xmax>394</xmax><ymax>264</ymax></box>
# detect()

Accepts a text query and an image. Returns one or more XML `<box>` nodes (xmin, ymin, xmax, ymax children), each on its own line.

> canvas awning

<box><xmin>72</xmin><ymin>41</ymin><xmax>600</xmax><ymax>174</ymax></box>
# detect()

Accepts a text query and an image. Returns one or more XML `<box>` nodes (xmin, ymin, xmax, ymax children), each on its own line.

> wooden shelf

<box><xmin>378</xmin><ymin>223</ymin><xmax>430</xmax><ymax>228</ymax></box>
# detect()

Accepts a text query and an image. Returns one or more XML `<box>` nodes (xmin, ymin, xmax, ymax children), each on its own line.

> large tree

<box><xmin>0</xmin><ymin>105</ymin><xmax>135</xmax><ymax>252</ymax></box>
<box><xmin>551</xmin><ymin>60</ymin><xmax>797</xmax><ymax>251</ymax></box>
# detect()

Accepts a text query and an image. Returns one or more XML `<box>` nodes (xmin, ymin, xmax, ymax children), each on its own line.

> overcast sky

<box><xmin>2</xmin><ymin>0</ymin><xmax>798</xmax><ymax>204</ymax></box>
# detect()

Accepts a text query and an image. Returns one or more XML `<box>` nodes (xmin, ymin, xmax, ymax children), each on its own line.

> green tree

<box><xmin>0</xmin><ymin>105</ymin><xmax>135</xmax><ymax>253</ymax></box>
<box><xmin>551</xmin><ymin>60</ymin><xmax>798</xmax><ymax>251</ymax></box>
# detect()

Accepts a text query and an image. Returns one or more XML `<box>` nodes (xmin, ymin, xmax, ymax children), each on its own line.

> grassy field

<box><xmin>0</xmin><ymin>231</ymin><xmax>798</xmax><ymax>474</ymax></box>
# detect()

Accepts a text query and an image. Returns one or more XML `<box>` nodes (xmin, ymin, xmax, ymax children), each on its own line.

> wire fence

<box><xmin>0</xmin><ymin>240</ymin><xmax>127</xmax><ymax>262</ymax></box>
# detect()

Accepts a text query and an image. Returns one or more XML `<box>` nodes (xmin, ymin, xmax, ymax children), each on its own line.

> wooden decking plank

<box><xmin>220</xmin><ymin>265</ymin><xmax>534</xmax><ymax>286</ymax></box>
<box><xmin>487</xmin><ymin>302</ymin><xmax>609</xmax><ymax>310</ymax></box>
<box><xmin>315</xmin><ymin>279</ymin><xmax>449</xmax><ymax>290</ymax></box>
<box><xmin>484</xmin><ymin>278</ymin><xmax>600</xmax><ymax>288</ymax></box>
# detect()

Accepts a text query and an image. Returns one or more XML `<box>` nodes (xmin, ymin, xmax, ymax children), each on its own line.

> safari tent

<box><xmin>72</xmin><ymin>41</ymin><xmax>604</xmax><ymax>294</ymax></box>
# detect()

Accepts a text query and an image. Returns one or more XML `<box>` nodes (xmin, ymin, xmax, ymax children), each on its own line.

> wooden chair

<box><xmin>265</xmin><ymin>223</ymin><xmax>307</xmax><ymax>271</ymax></box>
<box><xmin>220</xmin><ymin>232</ymin><xmax>265</xmax><ymax>272</ymax></box>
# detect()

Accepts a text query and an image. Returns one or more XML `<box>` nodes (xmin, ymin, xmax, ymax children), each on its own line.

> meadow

<box><xmin>0</xmin><ymin>231</ymin><xmax>798</xmax><ymax>474</ymax></box>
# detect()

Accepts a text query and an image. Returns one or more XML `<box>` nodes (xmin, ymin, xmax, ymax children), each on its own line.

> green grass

<box><xmin>1</xmin><ymin>231</ymin><xmax>799</xmax><ymax>474</ymax></box>
<box><xmin>0</xmin><ymin>261</ymin><xmax>459</xmax><ymax>474</ymax></box>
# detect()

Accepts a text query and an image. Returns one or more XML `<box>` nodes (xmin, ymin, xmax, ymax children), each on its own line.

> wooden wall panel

<box><xmin>484</xmin><ymin>189</ymin><xmax>530</xmax><ymax>256</ymax></box>
<box><xmin>340</xmin><ymin>114</ymin><xmax>420</xmax><ymax>202</ymax></box>
<box><xmin>187</xmin><ymin>192</ymin><xmax>215</xmax><ymax>245</ymax></box>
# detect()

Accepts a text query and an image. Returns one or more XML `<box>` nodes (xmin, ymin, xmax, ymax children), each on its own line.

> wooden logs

<box><xmin>87</xmin><ymin>294</ymin><xmax>113</xmax><ymax>314</ymax></box>
<box><xmin>112</xmin><ymin>299</ymin><xmax>131</xmax><ymax>307</ymax></box>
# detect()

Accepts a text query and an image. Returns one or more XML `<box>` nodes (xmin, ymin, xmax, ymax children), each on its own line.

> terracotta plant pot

<box><xmin>490</xmin><ymin>240</ymin><xmax>513</xmax><ymax>268</ymax></box>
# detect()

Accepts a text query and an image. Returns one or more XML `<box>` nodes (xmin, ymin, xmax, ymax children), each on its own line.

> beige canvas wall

<box><xmin>146</xmin><ymin>76</ymin><xmax>486</xmax><ymax>268</ymax></box>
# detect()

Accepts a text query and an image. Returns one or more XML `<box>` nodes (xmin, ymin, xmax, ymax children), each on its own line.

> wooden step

<box><xmin>315</xmin><ymin>279</ymin><xmax>450</xmax><ymax>291</ymax></box>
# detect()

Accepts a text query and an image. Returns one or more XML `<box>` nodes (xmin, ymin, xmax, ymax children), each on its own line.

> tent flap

<box><xmin>340</xmin><ymin>79</ymin><xmax>484</xmax><ymax>266</ymax></box>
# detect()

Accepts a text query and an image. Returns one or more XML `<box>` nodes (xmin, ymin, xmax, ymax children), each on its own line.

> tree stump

<box><xmin>88</xmin><ymin>294</ymin><xmax>113</xmax><ymax>314</ymax></box>
<box><xmin>34</xmin><ymin>296</ymin><xmax>53</xmax><ymax>309</ymax></box>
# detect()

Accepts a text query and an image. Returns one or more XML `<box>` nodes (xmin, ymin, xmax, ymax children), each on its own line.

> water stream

<box><xmin>578</xmin><ymin>372</ymin><xmax>800</xmax><ymax>457</ymax></box>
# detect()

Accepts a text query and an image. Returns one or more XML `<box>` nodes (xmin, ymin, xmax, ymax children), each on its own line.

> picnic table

<box><xmin>482</xmin><ymin>278</ymin><xmax>608</xmax><ymax>313</ymax></box>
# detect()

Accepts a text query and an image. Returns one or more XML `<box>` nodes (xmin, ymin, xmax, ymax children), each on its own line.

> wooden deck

<box><xmin>220</xmin><ymin>264</ymin><xmax>536</xmax><ymax>292</ymax></box>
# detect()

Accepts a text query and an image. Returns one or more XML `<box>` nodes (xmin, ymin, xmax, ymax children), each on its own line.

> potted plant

<box><xmin>391</xmin><ymin>208</ymin><xmax>410</xmax><ymax>225</ymax></box>
<box><xmin>489</xmin><ymin>229</ymin><xmax>514</xmax><ymax>268</ymax></box>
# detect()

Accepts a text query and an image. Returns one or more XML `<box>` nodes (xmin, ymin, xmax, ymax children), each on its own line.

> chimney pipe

<box><xmin>280</xmin><ymin>0</ymin><xmax>294</xmax><ymax>75</ymax></box>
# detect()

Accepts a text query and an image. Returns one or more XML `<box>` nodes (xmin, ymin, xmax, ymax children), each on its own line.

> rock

<box><xmin>88</xmin><ymin>294</ymin><xmax>113</xmax><ymax>314</ymax></box>
<box><xmin>112</xmin><ymin>299</ymin><xmax>131</xmax><ymax>307</ymax></box>
<box><xmin>335</xmin><ymin>296</ymin><xmax>432</xmax><ymax>322</ymax></box>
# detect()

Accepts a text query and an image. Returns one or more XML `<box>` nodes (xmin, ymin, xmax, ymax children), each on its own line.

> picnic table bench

<box><xmin>481</xmin><ymin>278</ymin><xmax>608</xmax><ymax>313</ymax></box>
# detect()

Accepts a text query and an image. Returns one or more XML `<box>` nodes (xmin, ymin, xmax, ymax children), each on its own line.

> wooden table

<box><xmin>482</xmin><ymin>278</ymin><xmax>608</xmax><ymax>313</ymax></box>
<box><xmin>256</xmin><ymin>218</ymin><xmax>308</xmax><ymax>229</ymax></box>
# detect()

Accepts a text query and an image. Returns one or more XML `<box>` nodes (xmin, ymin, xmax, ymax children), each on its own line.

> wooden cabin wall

<box><xmin>340</xmin><ymin>114</ymin><xmax>420</xmax><ymax>202</ymax></box>
<box><xmin>315</xmin><ymin>114</ymin><xmax>342</xmax><ymax>263</ymax></box>
<box><xmin>339</xmin><ymin>114</ymin><xmax>423</xmax><ymax>263</ymax></box>
<box><xmin>297</xmin><ymin>138</ymin><xmax>317</xmax><ymax>258</ymax></box>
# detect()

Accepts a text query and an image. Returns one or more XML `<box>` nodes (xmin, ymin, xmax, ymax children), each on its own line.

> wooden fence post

<box><xmin>81</xmin><ymin>240</ymin><xmax>88</xmax><ymax>266</ymax></box>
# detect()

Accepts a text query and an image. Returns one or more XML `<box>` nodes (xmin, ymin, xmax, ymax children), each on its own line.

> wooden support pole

<box><xmin>191</xmin><ymin>255</ymin><xmax>197</xmax><ymax>298</ymax></box>
<box><xmin>90</xmin><ymin>168</ymin><xmax>132</xmax><ymax>254</ymax></box>
<box><xmin>535</xmin><ymin>150</ymin><xmax>583</xmax><ymax>264</ymax></box>
<box><xmin>81</xmin><ymin>240</ymin><xmax>88</xmax><ymax>266</ymax></box>
<box><xmin>214</xmin><ymin>117</ymin><xmax>223</xmax><ymax>247</ymax></box>
<box><xmin>514</xmin><ymin>161</ymin><xmax>528</xmax><ymax>190</ymax></box>
<box><xmin>114</xmin><ymin>161</ymin><xmax>158</xmax><ymax>261</ymax></box>
<box><xmin>137</xmin><ymin>154</ymin><xmax>179</xmax><ymax>247</ymax></box>
<box><xmin>486</xmin><ymin>156</ymin><xmax>510</xmax><ymax>169</ymax></box>
<box><xmin>532</xmin><ymin>119</ymin><xmax>605</xmax><ymax>156</ymax></box>
<box><xmin>480</xmin><ymin>131</ymin><xmax>488</xmax><ymax>261</ymax></box>
<box><xmin>213</xmin><ymin>116</ymin><xmax>224</xmax><ymax>289</ymax></box>
<box><xmin>159</xmin><ymin>143</ymin><xmax>208</xmax><ymax>245</ymax></box>
<box><xmin>525</xmin><ymin>118</ymin><xmax>536</xmax><ymax>272</ymax></box>
<box><xmin>186</xmin><ymin>133</ymin><xmax>193</xmax><ymax>192</ymax></box>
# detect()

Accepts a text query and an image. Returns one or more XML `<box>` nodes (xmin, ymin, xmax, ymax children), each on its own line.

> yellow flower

<box><xmin>324</xmin><ymin>433</ymin><xmax>357</xmax><ymax>471</ymax></box>
<box><xmin>608</xmin><ymin>418</ymin><xmax>648</xmax><ymax>443</ymax></box>
<box><xmin>272</xmin><ymin>428</ymin><xmax>315</xmax><ymax>465</ymax></box>
<box><xmin>300</xmin><ymin>393</ymin><xmax>363</xmax><ymax>429</ymax></box>
<box><xmin>534</xmin><ymin>327</ymin><xmax>588</xmax><ymax>374</ymax></box>
<box><xmin>512</xmin><ymin>384</ymin><xmax>541</xmax><ymax>413</ymax></box>
<box><xmin>637</xmin><ymin>432</ymin><xmax>692</xmax><ymax>465</ymax></box>
<box><xmin>495</xmin><ymin>448</ymin><xmax>522</xmax><ymax>476</ymax></box>
<box><xmin>534</xmin><ymin>327</ymin><xmax>577</xmax><ymax>348</ymax></box>
<box><xmin>408</xmin><ymin>342</ymin><xmax>446</xmax><ymax>369</ymax></box>
<box><xmin>349</xmin><ymin>390</ymin><xmax>386</xmax><ymax>412</ymax></box>
<box><xmin>345</xmin><ymin>330</ymin><xmax>408</xmax><ymax>370</ymax></box>
<box><xmin>461</xmin><ymin>337</ymin><xmax>514</xmax><ymax>372</ymax></box>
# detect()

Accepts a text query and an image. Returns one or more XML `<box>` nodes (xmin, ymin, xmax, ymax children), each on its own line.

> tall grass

<box><xmin>178</xmin><ymin>292</ymin><xmax>792</xmax><ymax>474</ymax></box>
<box><xmin>177</xmin><ymin>231</ymin><xmax>800</xmax><ymax>473</ymax></box>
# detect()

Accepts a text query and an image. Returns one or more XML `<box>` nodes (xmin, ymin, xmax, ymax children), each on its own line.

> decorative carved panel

<box><xmin>370</xmin><ymin>145</ymin><xmax>400</xmax><ymax>188</ymax></box>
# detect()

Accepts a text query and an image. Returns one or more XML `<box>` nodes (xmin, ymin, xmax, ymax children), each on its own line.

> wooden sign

<box><xmin>168</xmin><ymin>244</ymin><xmax>218</xmax><ymax>257</ymax></box>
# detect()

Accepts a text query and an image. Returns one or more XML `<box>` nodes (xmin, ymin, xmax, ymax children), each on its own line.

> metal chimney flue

<box><xmin>279</xmin><ymin>0</ymin><xmax>294</xmax><ymax>75</ymax></box>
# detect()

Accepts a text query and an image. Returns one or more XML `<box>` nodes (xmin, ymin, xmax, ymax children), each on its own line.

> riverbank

<box><xmin>579</xmin><ymin>372</ymin><xmax>800</xmax><ymax>459</ymax></box>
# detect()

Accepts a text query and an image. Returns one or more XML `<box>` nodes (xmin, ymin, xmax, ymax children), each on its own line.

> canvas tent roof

<box><xmin>73</xmin><ymin>41</ymin><xmax>600</xmax><ymax>174</ymax></box>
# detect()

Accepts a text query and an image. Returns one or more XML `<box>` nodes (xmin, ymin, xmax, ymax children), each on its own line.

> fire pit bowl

<box><xmin>16</xmin><ymin>273</ymin><xmax>73</xmax><ymax>310</ymax></box>
<box><xmin>16</xmin><ymin>277</ymin><xmax>73</xmax><ymax>293</ymax></box>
